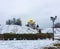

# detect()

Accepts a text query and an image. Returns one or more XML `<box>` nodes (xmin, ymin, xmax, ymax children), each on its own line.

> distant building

<box><xmin>26</xmin><ymin>18</ymin><xmax>41</xmax><ymax>33</ymax></box>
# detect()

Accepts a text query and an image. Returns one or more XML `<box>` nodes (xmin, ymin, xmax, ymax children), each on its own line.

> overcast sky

<box><xmin>0</xmin><ymin>0</ymin><xmax>60</xmax><ymax>28</ymax></box>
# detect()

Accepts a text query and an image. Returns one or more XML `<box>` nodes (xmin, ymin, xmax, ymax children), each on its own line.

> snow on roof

<box><xmin>0</xmin><ymin>25</ymin><xmax>38</xmax><ymax>34</ymax></box>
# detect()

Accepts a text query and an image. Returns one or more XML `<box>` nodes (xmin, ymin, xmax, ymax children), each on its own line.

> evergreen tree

<box><xmin>16</xmin><ymin>18</ymin><xmax>22</xmax><ymax>26</ymax></box>
<box><xmin>26</xmin><ymin>24</ymin><xmax>29</xmax><ymax>27</ymax></box>
<box><xmin>13</xmin><ymin>18</ymin><xmax>16</xmax><ymax>24</ymax></box>
<box><xmin>6</xmin><ymin>18</ymin><xmax>22</xmax><ymax>26</ymax></box>
<box><xmin>37</xmin><ymin>24</ymin><xmax>39</xmax><ymax>28</ymax></box>
<box><xmin>6</xmin><ymin>19</ymin><xmax>12</xmax><ymax>25</ymax></box>
<box><xmin>38</xmin><ymin>29</ymin><xmax>41</xmax><ymax>33</ymax></box>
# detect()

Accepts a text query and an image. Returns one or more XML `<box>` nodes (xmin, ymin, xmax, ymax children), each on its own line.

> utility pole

<box><xmin>50</xmin><ymin>16</ymin><xmax>57</xmax><ymax>40</ymax></box>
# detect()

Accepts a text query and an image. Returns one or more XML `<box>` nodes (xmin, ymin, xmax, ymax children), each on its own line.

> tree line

<box><xmin>6</xmin><ymin>18</ymin><xmax>22</xmax><ymax>26</ymax></box>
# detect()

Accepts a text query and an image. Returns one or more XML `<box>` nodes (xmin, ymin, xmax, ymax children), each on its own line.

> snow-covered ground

<box><xmin>42</xmin><ymin>28</ymin><xmax>60</xmax><ymax>34</ymax></box>
<box><xmin>0</xmin><ymin>40</ymin><xmax>57</xmax><ymax>49</ymax></box>
<box><xmin>0</xmin><ymin>25</ymin><xmax>38</xmax><ymax>34</ymax></box>
<box><xmin>42</xmin><ymin>28</ymin><xmax>60</xmax><ymax>39</ymax></box>
<box><xmin>0</xmin><ymin>25</ymin><xmax>59</xmax><ymax>49</ymax></box>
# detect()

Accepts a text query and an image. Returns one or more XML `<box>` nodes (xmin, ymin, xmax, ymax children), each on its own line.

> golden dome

<box><xmin>28</xmin><ymin>18</ymin><xmax>35</xmax><ymax>24</ymax></box>
<box><xmin>28</xmin><ymin>18</ymin><xmax>33</xmax><ymax>23</ymax></box>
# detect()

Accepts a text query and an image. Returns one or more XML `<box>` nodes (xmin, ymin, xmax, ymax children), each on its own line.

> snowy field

<box><xmin>0</xmin><ymin>39</ymin><xmax>57</xmax><ymax>49</ymax></box>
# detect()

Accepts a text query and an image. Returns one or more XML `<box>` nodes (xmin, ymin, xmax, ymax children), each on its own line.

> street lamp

<box><xmin>50</xmin><ymin>16</ymin><xmax>57</xmax><ymax>40</ymax></box>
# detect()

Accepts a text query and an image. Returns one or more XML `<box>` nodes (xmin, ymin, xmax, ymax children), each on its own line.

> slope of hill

<box><xmin>0</xmin><ymin>25</ymin><xmax>38</xmax><ymax>34</ymax></box>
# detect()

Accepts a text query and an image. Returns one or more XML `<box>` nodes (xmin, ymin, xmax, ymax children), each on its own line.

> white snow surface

<box><xmin>0</xmin><ymin>25</ymin><xmax>38</xmax><ymax>34</ymax></box>
<box><xmin>0</xmin><ymin>40</ymin><xmax>57</xmax><ymax>49</ymax></box>
<box><xmin>42</xmin><ymin>28</ymin><xmax>60</xmax><ymax>39</ymax></box>
<box><xmin>42</xmin><ymin>28</ymin><xmax>60</xmax><ymax>33</ymax></box>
